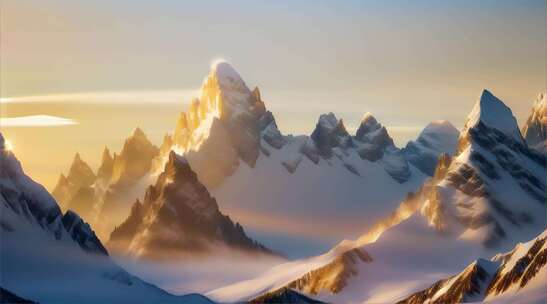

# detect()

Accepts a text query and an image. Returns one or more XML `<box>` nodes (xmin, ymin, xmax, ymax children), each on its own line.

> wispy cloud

<box><xmin>0</xmin><ymin>90</ymin><xmax>199</xmax><ymax>104</ymax></box>
<box><xmin>1</xmin><ymin>115</ymin><xmax>78</xmax><ymax>127</ymax></box>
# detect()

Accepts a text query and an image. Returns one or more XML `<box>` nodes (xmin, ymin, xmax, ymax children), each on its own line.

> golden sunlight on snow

<box><xmin>4</xmin><ymin>139</ymin><xmax>14</xmax><ymax>151</ymax></box>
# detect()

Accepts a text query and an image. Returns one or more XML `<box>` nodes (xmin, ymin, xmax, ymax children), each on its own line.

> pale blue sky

<box><xmin>1</xmin><ymin>0</ymin><xmax>545</xmax><ymax>194</ymax></box>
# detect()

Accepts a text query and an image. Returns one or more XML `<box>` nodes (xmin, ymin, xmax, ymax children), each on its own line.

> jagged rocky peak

<box><xmin>355</xmin><ymin>112</ymin><xmax>394</xmax><ymax>147</ymax></box>
<box><xmin>352</xmin><ymin>112</ymin><xmax>398</xmax><ymax>163</ymax></box>
<box><xmin>403</xmin><ymin>120</ymin><xmax>459</xmax><ymax>176</ymax></box>
<box><xmin>68</xmin><ymin>153</ymin><xmax>96</xmax><ymax>186</ymax></box>
<box><xmin>52</xmin><ymin>152</ymin><xmax>96</xmax><ymax>208</ymax></box>
<box><xmin>199</xmin><ymin>60</ymin><xmax>262</xmax><ymax>122</ymax></box>
<box><xmin>159</xmin><ymin>133</ymin><xmax>173</xmax><ymax>154</ymax></box>
<box><xmin>96</xmin><ymin>146</ymin><xmax>114</xmax><ymax>182</ymax></box>
<box><xmin>422</xmin><ymin>89</ymin><xmax>547</xmax><ymax>247</ymax></box>
<box><xmin>522</xmin><ymin>93</ymin><xmax>547</xmax><ymax>151</ymax></box>
<box><xmin>56</xmin><ymin>174</ymin><xmax>69</xmax><ymax>188</ymax></box>
<box><xmin>109</xmin><ymin>150</ymin><xmax>274</xmax><ymax>258</ymax></box>
<box><xmin>167</xmin><ymin>61</ymin><xmax>274</xmax><ymax>187</ymax></box>
<box><xmin>162</xmin><ymin>150</ymin><xmax>197</xmax><ymax>181</ymax></box>
<box><xmin>110</xmin><ymin>127</ymin><xmax>159</xmax><ymax>185</ymax></box>
<box><xmin>310</xmin><ymin>112</ymin><xmax>352</xmax><ymax>158</ymax></box>
<box><xmin>461</xmin><ymin>89</ymin><xmax>523</xmax><ymax>145</ymax></box>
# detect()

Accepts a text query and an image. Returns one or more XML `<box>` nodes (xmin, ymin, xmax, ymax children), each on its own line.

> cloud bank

<box><xmin>1</xmin><ymin>115</ymin><xmax>78</xmax><ymax>127</ymax></box>
<box><xmin>0</xmin><ymin>90</ymin><xmax>198</xmax><ymax>104</ymax></box>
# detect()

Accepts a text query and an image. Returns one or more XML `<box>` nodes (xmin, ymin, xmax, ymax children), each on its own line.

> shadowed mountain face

<box><xmin>109</xmin><ymin>151</ymin><xmax>274</xmax><ymax>258</ymax></box>
<box><xmin>0</xmin><ymin>287</ymin><xmax>37</xmax><ymax>304</ymax></box>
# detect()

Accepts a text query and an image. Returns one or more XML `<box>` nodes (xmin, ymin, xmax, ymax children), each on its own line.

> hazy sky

<box><xmin>1</xmin><ymin>0</ymin><xmax>546</xmax><ymax>191</ymax></box>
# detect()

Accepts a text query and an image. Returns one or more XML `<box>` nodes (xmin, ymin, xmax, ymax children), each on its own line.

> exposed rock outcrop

<box><xmin>109</xmin><ymin>151</ymin><xmax>274</xmax><ymax>258</ymax></box>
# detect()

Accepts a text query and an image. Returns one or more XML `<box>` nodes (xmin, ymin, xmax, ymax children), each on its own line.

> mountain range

<box><xmin>207</xmin><ymin>89</ymin><xmax>547</xmax><ymax>303</ymax></box>
<box><xmin>0</xmin><ymin>132</ymin><xmax>213</xmax><ymax>303</ymax></box>
<box><xmin>51</xmin><ymin>62</ymin><xmax>462</xmax><ymax>257</ymax></box>
<box><xmin>27</xmin><ymin>61</ymin><xmax>546</xmax><ymax>303</ymax></box>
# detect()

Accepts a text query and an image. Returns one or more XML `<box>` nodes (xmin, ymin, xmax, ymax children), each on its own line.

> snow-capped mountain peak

<box><xmin>463</xmin><ymin>89</ymin><xmax>523</xmax><ymax>142</ymax></box>
<box><xmin>355</xmin><ymin>112</ymin><xmax>394</xmax><ymax>147</ymax></box>
<box><xmin>403</xmin><ymin>120</ymin><xmax>459</xmax><ymax>176</ymax></box>
<box><xmin>421</xmin><ymin>120</ymin><xmax>458</xmax><ymax>137</ymax></box>
<box><xmin>310</xmin><ymin>112</ymin><xmax>352</xmax><ymax>158</ymax></box>
<box><xmin>209</xmin><ymin>60</ymin><xmax>246</xmax><ymax>88</ymax></box>
<box><xmin>356</xmin><ymin>112</ymin><xmax>380</xmax><ymax>138</ymax></box>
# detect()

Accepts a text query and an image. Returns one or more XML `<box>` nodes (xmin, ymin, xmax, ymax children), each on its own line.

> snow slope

<box><xmin>399</xmin><ymin>229</ymin><xmax>547</xmax><ymax>304</ymax></box>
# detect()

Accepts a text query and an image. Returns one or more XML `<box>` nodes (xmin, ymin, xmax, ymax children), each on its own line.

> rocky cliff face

<box><xmin>109</xmin><ymin>151</ymin><xmax>273</xmax><ymax>258</ymax></box>
<box><xmin>310</xmin><ymin>113</ymin><xmax>353</xmax><ymax>159</ymax></box>
<box><xmin>522</xmin><ymin>93</ymin><xmax>547</xmax><ymax>152</ymax></box>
